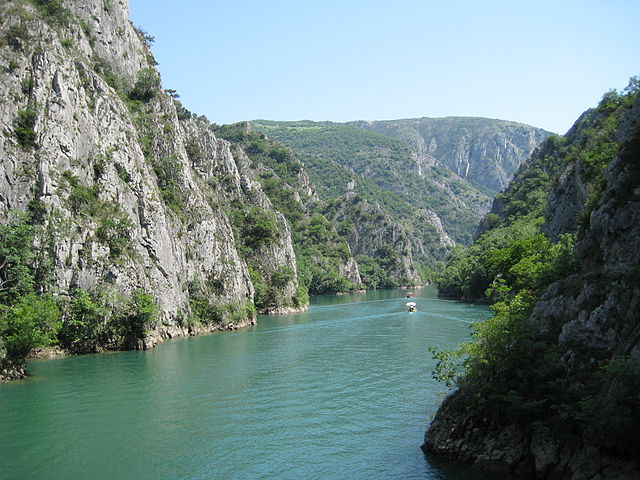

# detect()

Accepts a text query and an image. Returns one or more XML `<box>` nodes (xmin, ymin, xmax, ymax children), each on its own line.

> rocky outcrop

<box><xmin>354</xmin><ymin>117</ymin><xmax>552</xmax><ymax>193</ymax></box>
<box><xmin>423</xmin><ymin>96</ymin><xmax>640</xmax><ymax>478</ymax></box>
<box><xmin>425</xmin><ymin>393</ymin><xmax>640</xmax><ymax>479</ymax></box>
<box><xmin>326</xmin><ymin>193</ymin><xmax>421</xmax><ymax>286</ymax></box>
<box><xmin>542</xmin><ymin>162</ymin><xmax>587</xmax><ymax>241</ymax></box>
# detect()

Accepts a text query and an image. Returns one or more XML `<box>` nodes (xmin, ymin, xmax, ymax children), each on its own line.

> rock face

<box><xmin>0</xmin><ymin>0</ymin><xmax>303</xmax><ymax>371</ymax></box>
<box><xmin>423</xmin><ymin>96</ymin><xmax>640</xmax><ymax>478</ymax></box>
<box><xmin>354</xmin><ymin>117</ymin><xmax>552</xmax><ymax>193</ymax></box>
<box><xmin>326</xmin><ymin>193</ymin><xmax>421</xmax><ymax>286</ymax></box>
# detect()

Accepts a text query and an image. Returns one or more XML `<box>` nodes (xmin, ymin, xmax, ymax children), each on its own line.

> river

<box><xmin>0</xmin><ymin>287</ymin><xmax>491</xmax><ymax>480</ymax></box>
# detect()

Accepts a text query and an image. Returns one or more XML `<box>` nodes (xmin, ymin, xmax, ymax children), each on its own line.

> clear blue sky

<box><xmin>129</xmin><ymin>0</ymin><xmax>639</xmax><ymax>134</ymax></box>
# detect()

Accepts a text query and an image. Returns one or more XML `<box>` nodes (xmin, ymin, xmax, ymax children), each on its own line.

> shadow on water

<box><xmin>424</xmin><ymin>451</ymin><xmax>512</xmax><ymax>480</ymax></box>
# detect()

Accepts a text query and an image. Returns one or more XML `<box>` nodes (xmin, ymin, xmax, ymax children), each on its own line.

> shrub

<box><xmin>0</xmin><ymin>293</ymin><xmax>60</xmax><ymax>361</ymax></box>
<box><xmin>30</xmin><ymin>0</ymin><xmax>69</xmax><ymax>23</ymax></box>
<box><xmin>4</xmin><ymin>23</ymin><xmax>30</xmax><ymax>49</ymax></box>
<box><xmin>118</xmin><ymin>291</ymin><xmax>157</xmax><ymax>343</ymax></box>
<box><xmin>14</xmin><ymin>108</ymin><xmax>37</xmax><ymax>149</ymax></box>
<box><xmin>292</xmin><ymin>285</ymin><xmax>309</xmax><ymax>308</ymax></box>
<box><xmin>129</xmin><ymin>68</ymin><xmax>161</xmax><ymax>101</ymax></box>
<box><xmin>58</xmin><ymin>288</ymin><xmax>111</xmax><ymax>353</ymax></box>
<box><xmin>0</xmin><ymin>215</ymin><xmax>36</xmax><ymax>303</ymax></box>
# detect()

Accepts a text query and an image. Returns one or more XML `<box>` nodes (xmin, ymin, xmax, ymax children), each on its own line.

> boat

<box><xmin>406</xmin><ymin>301</ymin><xmax>417</xmax><ymax>312</ymax></box>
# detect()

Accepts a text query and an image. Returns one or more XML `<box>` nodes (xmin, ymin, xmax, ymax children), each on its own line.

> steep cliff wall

<box><xmin>325</xmin><ymin>193</ymin><xmax>422</xmax><ymax>287</ymax></box>
<box><xmin>423</xmin><ymin>94</ymin><xmax>640</xmax><ymax>478</ymax></box>
<box><xmin>354</xmin><ymin>117</ymin><xmax>551</xmax><ymax>194</ymax></box>
<box><xmin>0</xmin><ymin>0</ymin><xmax>303</xmax><ymax>375</ymax></box>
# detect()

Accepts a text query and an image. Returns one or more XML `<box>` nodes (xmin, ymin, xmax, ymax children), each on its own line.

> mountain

<box><xmin>251</xmin><ymin>118</ymin><xmax>550</xmax><ymax>279</ymax></box>
<box><xmin>424</xmin><ymin>81</ymin><xmax>640</xmax><ymax>477</ymax></box>
<box><xmin>352</xmin><ymin>116</ymin><xmax>553</xmax><ymax>194</ymax></box>
<box><xmin>0</xmin><ymin>0</ymin><xmax>366</xmax><ymax>379</ymax></box>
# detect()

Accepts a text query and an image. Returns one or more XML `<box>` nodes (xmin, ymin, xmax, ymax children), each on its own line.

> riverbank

<box><xmin>1</xmin><ymin>306</ymin><xmax>306</xmax><ymax>382</ymax></box>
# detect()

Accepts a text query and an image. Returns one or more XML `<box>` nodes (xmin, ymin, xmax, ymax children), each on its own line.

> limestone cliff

<box><xmin>325</xmin><ymin>193</ymin><xmax>421</xmax><ymax>287</ymax></box>
<box><xmin>353</xmin><ymin>117</ymin><xmax>552</xmax><ymax>194</ymax></box>
<box><xmin>423</xmin><ymin>95</ymin><xmax>640</xmax><ymax>478</ymax></box>
<box><xmin>0</xmin><ymin>0</ymin><xmax>303</xmax><ymax>371</ymax></box>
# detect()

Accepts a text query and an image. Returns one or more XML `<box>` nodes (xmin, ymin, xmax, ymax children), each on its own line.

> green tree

<box><xmin>0</xmin><ymin>294</ymin><xmax>60</xmax><ymax>362</ymax></box>
<box><xmin>58</xmin><ymin>288</ymin><xmax>111</xmax><ymax>353</ymax></box>
<box><xmin>0</xmin><ymin>215</ymin><xmax>38</xmax><ymax>304</ymax></box>
<box><xmin>129</xmin><ymin>68</ymin><xmax>161</xmax><ymax>101</ymax></box>
<box><xmin>14</xmin><ymin>107</ymin><xmax>38</xmax><ymax>150</ymax></box>
<box><xmin>118</xmin><ymin>291</ymin><xmax>157</xmax><ymax>345</ymax></box>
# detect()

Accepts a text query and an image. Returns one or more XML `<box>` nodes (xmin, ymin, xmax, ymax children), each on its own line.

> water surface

<box><xmin>0</xmin><ymin>287</ymin><xmax>490</xmax><ymax>479</ymax></box>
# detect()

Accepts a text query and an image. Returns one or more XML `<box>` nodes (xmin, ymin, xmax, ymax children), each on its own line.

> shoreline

<box><xmin>2</xmin><ymin>304</ymin><xmax>309</xmax><ymax>383</ymax></box>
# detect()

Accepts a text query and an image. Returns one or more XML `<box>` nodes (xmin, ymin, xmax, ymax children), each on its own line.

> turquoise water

<box><xmin>0</xmin><ymin>287</ymin><xmax>490</xmax><ymax>479</ymax></box>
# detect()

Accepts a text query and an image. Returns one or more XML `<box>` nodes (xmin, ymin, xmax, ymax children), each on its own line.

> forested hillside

<box><xmin>251</xmin><ymin>118</ymin><xmax>549</xmax><ymax>280</ymax></box>
<box><xmin>252</xmin><ymin>119</ymin><xmax>491</xmax><ymax>246</ymax></box>
<box><xmin>424</xmin><ymin>79</ymin><xmax>640</xmax><ymax>478</ymax></box>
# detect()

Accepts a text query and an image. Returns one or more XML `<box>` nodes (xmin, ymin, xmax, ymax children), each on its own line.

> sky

<box><xmin>129</xmin><ymin>0</ymin><xmax>640</xmax><ymax>134</ymax></box>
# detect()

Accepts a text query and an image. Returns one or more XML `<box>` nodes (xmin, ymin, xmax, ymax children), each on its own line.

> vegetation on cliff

<box><xmin>437</xmin><ymin>80</ymin><xmax>639</xmax><ymax>302</ymax></box>
<box><xmin>352</xmin><ymin>116</ymin><xmax>552</xmax><ymax>194</ymax></box>
<box><xmin>0</xmin><ymin>0</ymin><xmax>289</xmax><ymax>377</ymax></box>
<box><xmin>0</xmin><ymin>213</ymin><xmax>157</xmax><ymax>376</ymax></box>
<box><xmin>252</xmin><ymin>119</ymin><xmax>490</xmax><ymax>247</ymax></box>
<box><xmin>212</xmin><ymin>123</ymin><xmax>361</xmax><ymax>296</ymax></box>
<box><xmin>428</xmin><ymin>80</ymin><xmax>640</xmax><ymax>472</ymax></box>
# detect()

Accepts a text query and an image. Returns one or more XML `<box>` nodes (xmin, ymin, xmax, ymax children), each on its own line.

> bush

<box><xmin>0</xmin><ymin>215</ymin><xmax>37</xmax><ymax>304</ymax></box>
<box><xmin>292</xmin><ymin>284</ymin><xmax>309</xmax><ymax>308</ymax></box>
<box><xmin>59</xmin><ymin>288</ymin><xmax>157</xmax><ymax>352</ymax></box>
<box><xmin>118</xmin><ymin>291</ymin><xmax>157</xmax><ymax>344</ymax></box>
<box><xmin>129</xmin><ymin>68</ymin><xmax>160</xmax><ymax>101</ymax></box>
<box><xmin>0</xmin><ymin>293</ymin><xmax>60</xmax><ymax>361</ymax></box>
<box><xmin>228</xmin><ymin>205</ymin><xmax>280</xmax><ymax>253</ymax></box>
<box><xmin>58</xmin><ymin>288</ymin><xmax>110</xmax><ymax>353</ymax></box>
<box><xmin>4</xmin><ymin>23</ymin><xmax>30</xmax><ymax>49</ymax></box>
<box><xmin>14</xmin><ymin>108</ymin><xmax>37</xmax><ymax>149</ymax></box>
<box><xmin>30</xmin><ymin>0</ymin><xmax>69</xmax><ymax>23</ymax></box>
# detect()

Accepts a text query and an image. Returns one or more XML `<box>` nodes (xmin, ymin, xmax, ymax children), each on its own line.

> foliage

<box><xmin>61</xmin><ymin>172</ymin><xmax>134</xmax><ymax>260</ymax></box>
<box><xmin>227</xmin><ymin>203</ymin><xmax>280</xmax><ymax>255</ymax></box>
<box><xmin>251</xmin><ymin>119</ymin><xmax>489</xmax><ymax>247</ymax></box>
<box><xmin>151</xmin><ymin>156</ymin><xmax>186</xmax><ymax>216</ymax></box>
<box><xmin>0</xmin><ymin>293</ymin><xmax>60</xmax><ymax>361</ymax></box>
<box><xmin>4</xmin><ymin>22</ymin><xmax>30</xmax><ymax>49</ymax></box>
<box><xmin>292</xmin><ymin>284</ymin><xmax>309</xmax><ymax>308</ymax></box>
<box><xmin>214</xmin><ymin>124</ymin><xmax>360</xmax><ymax>297</ymax></box>
<box><xmin>28</xmin><ymin>0</ymin><xmax>69</xmax><ymax>24</ymax></box>
<box><xmin>439</xmin><ymin>80</ymin><xmax>638</xmax><ymax>302</ymax></box>
<box><xmin>59</xmin><ymin>288</ymin><xmax>158</xmax><ymax>353</ymax></box>
<box><xmin>58</xmin><ymin>288</ymin><xmax>112</xmax><ymax>353</ymax></box>
<box><xmin>129</xmin><ymin>68</ymin><xmax>160</xmax><ymax>102</ymax></box>
<box><xmin>0</xmin><ymin>215</ymin><xmax>37</xmax><ymax>304</ymax></box>
<box><xmin>0</xmin><ymin>208</ymin><xmax>156</xmax><ymax>367</ymax></box>
<box><xmin>14</xmin><ymin>107</ymin><xmax>38</xmax><ymax>150</ymax></box>
<box><xmin>430</xmin><ymin>80</ymin><xmax>640</xmax><ymax>454</ymax></box>
<box><xmin>429</xmin><ymin>346</ymin><xmax>460</xmax><ymax>389</ymax></box>
<box><xmin>356</xmin><ymin>254</ymin><xmax>391</xmax><ymax>289</ymax></box>
<box><xmin>189</xmin><ymin>296</ymin><xmax>249</xmax><ymax>327</ymax></box>
<box><xmin>117</xmin><ymin>290</ymin><xmax>157</xmax><ymax>344</ymax></box>
<box><xmin>0</xmin><ymin>214</ymin><xmax>60</xmax><ymax>366</ymax></box>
